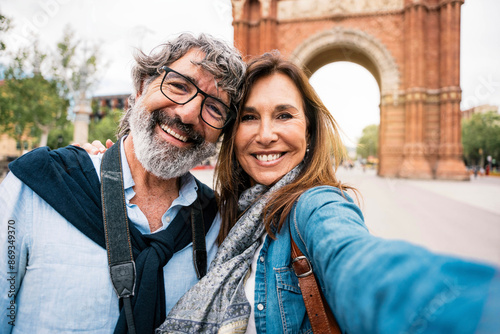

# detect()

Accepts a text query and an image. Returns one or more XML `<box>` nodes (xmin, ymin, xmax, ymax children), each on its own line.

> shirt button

<box><xmin>165</xmin><ymin>216</ymin><xmax>171</xmax><ymax>223</ymax></box>
<box><xmin>259</xmin><ymin>256</ymin><xmax>264</xmax><ymax>263</ymax></box>
<box><xmin>257</xmin><ymin>303</ymin><xmax>264</xmax><ymax>311</ymax></box>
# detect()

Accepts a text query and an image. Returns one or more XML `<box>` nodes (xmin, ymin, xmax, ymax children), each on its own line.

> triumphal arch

<box><xmin>231</xmin><ymin>0</ymin><xmax>468</xmax><ymax>180</ymax></box>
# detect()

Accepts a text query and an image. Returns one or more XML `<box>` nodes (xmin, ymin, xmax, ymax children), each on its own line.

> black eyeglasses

<box><xmin>157</xmin><ymin>66</ymin><xmax>234</xmax><ymax>129</ymax></box>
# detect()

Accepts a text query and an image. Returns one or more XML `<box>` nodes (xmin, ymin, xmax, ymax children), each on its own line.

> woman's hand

<box><xmin>73</xmin><ymin>139</ymin><xmax>114</xmax><ymax>155</ymax></box>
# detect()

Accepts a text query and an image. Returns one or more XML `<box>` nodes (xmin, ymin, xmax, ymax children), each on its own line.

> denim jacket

<box><xmin>252</xmin><ymin>186</ymin><xmax>499</xmax><ymax>334</ymax></box>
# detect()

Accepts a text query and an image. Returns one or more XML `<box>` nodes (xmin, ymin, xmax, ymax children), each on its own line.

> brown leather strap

<box><xmin>291</xmin><ymin>236</ymin><xmax>341</xmax><ymax>334</ymax></box>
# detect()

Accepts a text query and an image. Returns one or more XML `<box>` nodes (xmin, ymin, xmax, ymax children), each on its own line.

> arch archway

<box><xmin>291</xmin><ymin>27</ymin><xmax>402</xmax><ymax>176</ymax></box>
<box><xmin>310</xmin><ymin>61</ymin><xmax>381</xmax><ymax>157</ymax></box>
<box><xmin>231</xmin><ymin>0</ymin><xmax>468</xmax><ymax>180</ymax></box>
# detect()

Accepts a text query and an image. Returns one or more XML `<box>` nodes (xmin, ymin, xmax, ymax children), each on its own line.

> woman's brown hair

<box><xmin>215</xmin><ymin>51</ymin><xmax>357</xmax><ymax>243</ymax></box>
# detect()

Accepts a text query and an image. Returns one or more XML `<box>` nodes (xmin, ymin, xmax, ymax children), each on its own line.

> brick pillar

<box><xmin>232</xmin><ymin>0</ymin><xmax>278</xmax><ymax>57</ymax></box>
<box><xmin>258</xmin><ymin>0</ymin><xmax>277</xmax><ymax>54</ymax></box>
<box><xmin>232</xmin><ymin>0</ymin><xmax>248</xmax><ymax>55</ymax></box>
<box><xmin>379</xmin><ymin>93</ymin><xmax>406</xmax><ymax>177</ymax></box>
<box><xmin>399</xmin><ymin>1</ymin><xmax>433</xmax><ymax>178</ymax></box>
<box><xmin>435</xmin><ymin>0</ymin><xmax>468</xmax><ymax>180</ymax></box>
<box><xmin>233</xmin><ymin>19</ymin><xmax>248</xmax><ymax>56</ymax></box>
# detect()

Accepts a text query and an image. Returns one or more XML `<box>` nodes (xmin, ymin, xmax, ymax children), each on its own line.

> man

<box><xmin>0</xmin><ymin>33</ymin><xmax>245</xmax><ymax>333</ymax></box>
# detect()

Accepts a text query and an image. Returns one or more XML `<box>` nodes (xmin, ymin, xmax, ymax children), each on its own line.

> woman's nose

<box><xmin>256</xmin><ymin>120</ymin><xmax>278</xmax><ymax>145</ymax></box>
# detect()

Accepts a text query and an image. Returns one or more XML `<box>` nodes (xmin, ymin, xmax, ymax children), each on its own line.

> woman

<box><xmin>155</xmin><ymin>52</ymin><xmax>499</xmax><ymax>333</ymax></box>
<box><xmin>85</xmin><ymin>53</ymin><xmax>499</xmax><ymax>333</ymax></box>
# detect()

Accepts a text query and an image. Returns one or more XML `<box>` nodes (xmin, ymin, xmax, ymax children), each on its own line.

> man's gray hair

<box><xmin>118</xmin><ymin>33</ymin><xmax>246</xmax><ymax>137</ymax></box>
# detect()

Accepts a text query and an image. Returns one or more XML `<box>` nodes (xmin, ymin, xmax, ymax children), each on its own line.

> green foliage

<box><xmin>89</xmin><ymin>107</ymin><xmax>122</xmax><ymax>144</ymax></box>
<box><xmin>0</xmin><ymin>74</ymin><xmax>69</xmax><ymax>147</ymax></box>
<box><xmin>47</xmin><ymin>122</ymin><xmax>74</xmax><ymax>149</ymax></box>
<box><xmin>356</xmin><ymin>124</ymin><xmax>379</xmax><ymax>159</ymax></box>
<box><xmin>0</xmin><ymin>44</ymin><xmax>69</xmax><ymax>151</ymax></box>
<box><xmin>462</xmin><ymin>111</ymin><xmax>500</xmax><ymax>165</ymax></box>
<box><xmin>52</xmin><ymin>26</ymin><xmax>101</xmax><ymax>101</ymax></box>
<box><xmin>0</xmin><ymin>23</ymin><xmax>103</xmax><ymax>153</ymax></box>
<box><xmin>0</xmin><ymin>12</ymin><xmax>11</xmax><ymax>52</ymax></box>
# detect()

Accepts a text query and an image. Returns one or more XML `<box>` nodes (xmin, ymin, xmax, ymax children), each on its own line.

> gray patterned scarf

<box><xmin>157</xmin><ymin>165</ymin><xmax>302</xmax><ymax>333</ymax></box>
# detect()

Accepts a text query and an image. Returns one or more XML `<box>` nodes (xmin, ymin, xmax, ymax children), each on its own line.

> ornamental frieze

<box><xmin>278</xmin><ymin>0</ymin><xmax>404</xmax><ymax>21</ymax></box>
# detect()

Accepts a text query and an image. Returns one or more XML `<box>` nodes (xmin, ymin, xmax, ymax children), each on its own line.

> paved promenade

<box><xmin>192</xmin><ymin>167</ymin><xmax>500</xmax><ymax>266</ymax></box>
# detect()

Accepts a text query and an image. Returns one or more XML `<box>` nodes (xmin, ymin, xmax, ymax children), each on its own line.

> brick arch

<box><xmin>291</xmin><ymin>28</ymin><xmax>404</xmax><ymax>178</ymax></box>
<box><xmin>290</xmin><ymin>27</ymin><xmax>400</xmax><ymax>96</ymax></box>
<box><xmin>232</xmin><ymin>0</ymin><xmax>468</xmax><ymax>180</ymax></box>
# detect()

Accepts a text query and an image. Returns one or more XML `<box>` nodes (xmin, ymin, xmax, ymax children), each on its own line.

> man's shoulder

<box><xmin>190</xmin><ymin>174</ymin><xmax>216</xmax><ymax>207</ymax></box>
<box><xmin>9</xmin><ymin>146</ymin><xmax>96</xmax><ymax>178</ymax></box>
<box><xmin>7</xmin><ymin>145</ymin><xmax>101</xmax><ymax>211</ymax></box>
<box><xmin>0</xmin><ymin>171</ymin><xmax>30</xmax><ymax>198</ymax></box>
<box><xmin>191</xmin><ymin>175</ymin><xmax>214</xmax><ymax>195</ymax></box>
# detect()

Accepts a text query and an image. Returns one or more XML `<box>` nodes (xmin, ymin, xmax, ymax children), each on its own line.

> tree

<box><xmin>356</xmin><ymin>124</ymin><xmax>379</xmax><ymax>159</ymax></box>
<box><xmin>47</xmin><ymin>121</ymin><xmax>74</xmax><ymax>149</ymax></box>
<box><xmin>89</xmin><ymin>106</ymin><xmax>122</xmax><ymax>144</ymax></box>
<box><xmin>462</xmin><ymin>111</ymin><xmax>500</xmax><ymax>166</ymax></box>
<box><xmin>0</xmin><ymin>11</ymin><xmax>11</xmax><ymax>53</ymax></box>
<box><xmin>0</xmin><ymin>45</ymin><xmax>69</xmax><ymax>151</ymax></box>
<box><xmin>51</xmin><ymin>26</ymin><xmax>101</xmax><ymax>111</ymax></box>
<box><xmin>0</xmin><ymin>25</ymin><xmax>102</xmax><ymax>152</ymax></box>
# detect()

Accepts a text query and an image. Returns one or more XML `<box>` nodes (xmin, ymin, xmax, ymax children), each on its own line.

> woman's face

<box><xmin>235</xmin><ymin>73</ymin><xmax>308</xmax><ymax>186</ymax></box>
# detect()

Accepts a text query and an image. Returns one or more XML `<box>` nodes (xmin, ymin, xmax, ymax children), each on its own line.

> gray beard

<box><xmin>128</xmin><ymin>99</ymin><xmax>217</xmax><ymax>180</ymax></box>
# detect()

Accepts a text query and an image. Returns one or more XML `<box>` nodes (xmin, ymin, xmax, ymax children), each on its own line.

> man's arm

<box><xmin>0</xmin><ymin>172</ymin><xmax>31</xmax><ymax>333</ymax></box>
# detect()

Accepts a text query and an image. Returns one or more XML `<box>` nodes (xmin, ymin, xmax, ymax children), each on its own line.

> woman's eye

<box><xmin>278</xmin><ymin>113</ymin><xmax>292</xmax><ymax>120</ymax></box>
<box><xmin>241</xmin><ymin>114</ymin><xmax>256</xmax><ymax>122</ymax></box>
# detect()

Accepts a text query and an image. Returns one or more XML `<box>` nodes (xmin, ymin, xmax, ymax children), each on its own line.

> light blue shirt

<box><xmin>0</xmin><ymin>142</ymin><xmax>221</xmax><ymax>333</ymax></box>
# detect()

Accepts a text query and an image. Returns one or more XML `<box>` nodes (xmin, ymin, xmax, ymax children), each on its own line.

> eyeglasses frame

<box><xmin>157</xmin><ymin>66</ymin><xmax>235</xmax><ymax>130</ymax></box>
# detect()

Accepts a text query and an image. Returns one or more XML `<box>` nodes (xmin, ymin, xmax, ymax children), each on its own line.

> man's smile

<box><xmin>160</xmin><ymin>124</ymin><xmax>188</xmax><ymax>142</ymax></box>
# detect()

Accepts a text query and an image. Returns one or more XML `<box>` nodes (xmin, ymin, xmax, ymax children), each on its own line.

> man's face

<box><xmin>128</xmin><ymin>48</ymin><xmax>230</xmax><ymax>180</ymax></box>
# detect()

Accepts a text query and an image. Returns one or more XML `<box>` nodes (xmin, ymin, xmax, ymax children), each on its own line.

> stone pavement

<box><xmin>192</xmin><ymin>167</ymin><xmax>500</xmax><ymax>267</ymax></box>
<box><xmin>335</xmin><ymin>167</ymin><xmax>500</xmax><ymax>266</ymax></box>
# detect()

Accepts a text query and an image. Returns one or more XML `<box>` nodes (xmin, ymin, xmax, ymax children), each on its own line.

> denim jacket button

<box><xmin>257</xmin><ymin>303</ymin><xmax>264</xmax><ymax>311</ymax></box>
<box><xmin>259</xmin><ymin>256</ymin><xmax>264</xmax><ymax>263</ymax></box>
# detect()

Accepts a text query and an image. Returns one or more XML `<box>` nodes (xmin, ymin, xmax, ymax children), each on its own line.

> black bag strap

<box><xmin>101</xmin><ymin>141</ymin><xmax>137</xmax><ymax>334</ymax></box>
<box><xmin>191</xmin><ymin>198</ymin><xmax>207</xmax><ymax>278</ymax></box>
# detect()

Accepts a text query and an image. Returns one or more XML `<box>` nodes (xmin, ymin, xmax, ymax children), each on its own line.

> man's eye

<box><xmin>205</xmin><ymin>103</ymin><xmax>223</xmax><ymax>118</ymax></box>
<box><xmin>164</xmin><ymin>79</ymin><xmax>191</xmax><ymax>94</ymax></box>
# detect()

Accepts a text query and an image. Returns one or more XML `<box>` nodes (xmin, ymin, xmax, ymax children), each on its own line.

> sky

<box><xmin>1</xmin><ymin>0</ymin><xmax>499</xmax><ymax>146</ymax></box>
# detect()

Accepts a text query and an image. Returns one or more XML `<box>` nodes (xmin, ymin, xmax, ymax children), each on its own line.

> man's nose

<box><xmin>177</xmin><ymin>94</ymin><xmax>203</xmax><ymax>125</ymax></box>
